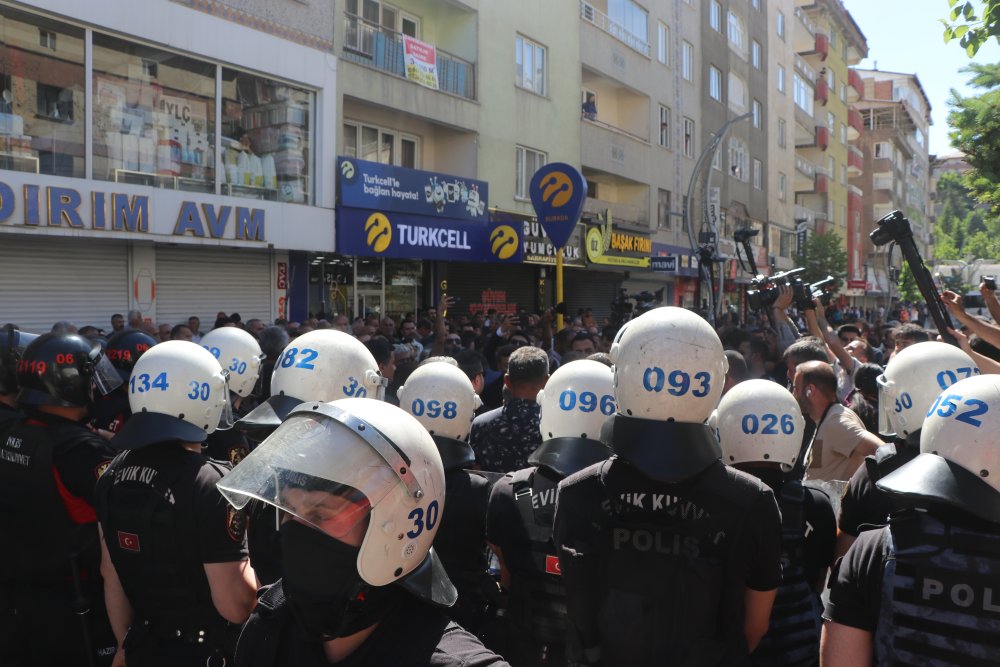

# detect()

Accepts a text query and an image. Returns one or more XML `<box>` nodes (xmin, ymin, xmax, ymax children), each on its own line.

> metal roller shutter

<box><xmin>444</xmin><ymin>263</ymin><xmax>537</xmax><ymax>316</ymax></box>
<box><xmin>0</xmin><ymin>236</ymin><xmax>129</xmax><ymax>332</ymax></box>
<box><xmin>155</xmin><ymin>247</ymin><xmax>272</xmax><ymax>327</ymax></box>
<box><xmin>563</xmin><ymin>270</ymin><xmax>622</xmax><ymax>325</ymax></box>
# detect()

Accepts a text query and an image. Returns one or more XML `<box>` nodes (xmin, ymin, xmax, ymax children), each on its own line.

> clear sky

<box><xmin>841</xmin><ymin>0</ymin><xmax>1000</xmax><ymax>155</ymax></box>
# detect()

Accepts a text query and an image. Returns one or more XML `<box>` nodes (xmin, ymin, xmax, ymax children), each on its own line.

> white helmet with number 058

<box><xmin>610</xmin><ymin>306</ymin><xmax>727</xmax><ymax>424</ymax></box>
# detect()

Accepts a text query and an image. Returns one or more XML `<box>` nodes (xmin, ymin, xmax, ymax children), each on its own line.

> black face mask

<box><xmin>279</xmin><ymin>519</ymin><xmax>364</xmax><ymax>639</ymax></box>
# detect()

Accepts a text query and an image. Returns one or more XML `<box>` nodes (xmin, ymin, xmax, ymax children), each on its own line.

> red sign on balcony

<box><xmin>815</xmin><ymin>33</ymin><xmax>829</xmax><ymax>60</ymax></box>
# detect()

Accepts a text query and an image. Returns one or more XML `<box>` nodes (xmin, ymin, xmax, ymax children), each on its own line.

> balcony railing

<box><xmin>581</xmin><ymin>1</ymin><xmax>651</xmax><ymax>57</ymax></box>
<box><xmin>816</xmin><ymin>126</ymin><xmax>829</xmax><ymax>150</ymax></box>
<box><xmin>815</xmin><ymin>78</ymin><xmax>829</xmax><ymax>104</ymax></box>
<box><xmin>794</xmin><ymin>54</ymin><xmax>817</xmax><ymax>82</ymax></box>
<box><xmin>342</xmin><ymin>13</ymin><xmax>476</xmax><ymax>101</ymax></box>
<box><xmin>795</xmin><ymin>204</ymin><xmax>816</xmax><ymax>226</ymax></box>
<box><xmin>848</xmin><ymin>145</ymin><xmax>863</xmax><ymax>173</ymax></box>
<box><xmin>848</xmin><ymin>108</ymin><xmax>864</xmax><ymax>138</ymax></box>
<box><xmin>795</xmin><ymin>155</ymin><xmax>815</xmax><ymax>178</ymax></box>
<box><xmin>814</xmin><ymin>33</ymin><xmax>829</xmax><ymax>60</ymax></box>
<box><xmin>794</xmin><ymin>7</ymin><xmax>816</xmax><ymax>36</ymax></box>
<box><xmin>848</xmin><ymin>69</ymin><xmax>864</xmax><ymax>101</ymax></box>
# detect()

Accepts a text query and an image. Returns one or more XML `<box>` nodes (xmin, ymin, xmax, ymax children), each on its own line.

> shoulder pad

<box><xmin>874</xmin><ymin>443</ymin><xmax>897</xmax><ymax>465</ymax></box>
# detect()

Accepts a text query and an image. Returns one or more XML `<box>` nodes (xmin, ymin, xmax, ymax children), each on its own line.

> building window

<box><xmin>658</xmin><ymin>22</ymin><xmax>669</xmax><ymax>65</ymax></box>
<box><xmin>752</xmin><ymin>99</ymin><xmax>762</xmax><ymax>129</ymax></box>
<box><xmin>777</xmin><ymin>63</ymin><xmax>786</xmax><ymax>93</ymax></box>
<box><xmin>752</xmin><ymin>158</ymin><xmax>762</xmax><ymax>189</ymax></box>
<box><xmin>778</xmin><ymin>172</ymin><xmax>787</xmax><ymax>201</ymax></box>
<box><xmin>683</xmin><ymin>117</ymin><xmax>695</xmax><ymax>158</ymax></box>
<box><xmin>658</xmin><ymin>189</ymin><xmax>672</xmax><ymax>229</ymax></box>
<box><xmin>729</xmin><ymin>138</ymin><xmax>748</xmax><ymax>182</ymax></box>
<box><xmin>36</xmin><ymin>84</ymin><xmax>73</xmax><ymax>121</ymax></box>
<box><xmin>827</xmin><ymin>156</ymin><xmax>835</xmax><ymax>181</ymax></box>
<box><xmin>608</xmin><ymin>0</ymin><xmax>649</xmax><ymax>49</ymax></box>
<box><xmin>793</xmin><ymin>73</ymin><xmax>814</xmax><ymax>114</ymax></box>
<box><xmin>516</xmin><ymin>145</ymin><xmax>547</xmax><ymax>199</ymax></box>
<box><xmin>840</xmin><ymin>123</ymin><xmax>847</xmax><ymax>144</ymax></box>
<box><xmin>710</xmin><ymin>1</ymin><xmax>722</xmax><ymax>31</ymax></box>
<box><xmin>841</xmin><ymin>163</ymin><xmax>847</xmax><ymax>185</ymax></box>
<box><xmin>840</xmin><ymin>82</ymin><xmax>847</xmax><ymax>102</ymax></box>
<box><xmin>752</xmin><ymin>0</ymin><xmax>761</xmax><ymax>9</ymax></box>
<box><xmin>343</xmin><ymin>122</ymin><xmax>419</xmax><ymax>168</ymax></box>
<box><xmin>777</xmin><ymin>11</ymin><xmax>785</xmax><ymax>39</ymax></box>
<box><xmin>515</xmin><ymin>35</ymin><xmax>546</xmax><ymax>96</ymax></box>
<box><xmin>682</xmin><ymin>40</ymin><xmax>694</xmax><ymax>81</ymax></box>
<box><xmin>829</xmin><ymin>29</ymin><xmax>837</xmax><ymax>50</ymax></box>
<box><xmin>874</xmin><ymin>141</ymin><xmax>891</xmax><ymax>158</ymax></box>
<box><xmin>728</xmin><ymin>72</ymin><xmax>746</xmax><ymax>112</ymax></box>
<box><xmin>751</xmin><ymin>40</ymin><xmax>761</xmax><ymax>69</ymax></box>
<box><xmin>727</xmin><ymin>11</ymin><xmax>746</xmax><ymax>55</ymax></box>
<box><xmin>709</xmin><ymin>66</ymin><xmax>723</xmax><ymax>101</ymax></box>
<box><xmin>39</xmin><ymin>28</ymin><xmax>56</xmax><ymax>50</ymax></box>
<box><xmin>827</xmin><ymin>68</ymin><xmax>835</xmax><ymax>90</ymax></box>
<box><xmin>778</xmin><ymin>118</ymin><xmax>787</xmax><ymax>147</ymax></box>
<box><xmin>658</xmin><ymin>104</ymin><xmax>671</xmax><ymax>148</ymax></box>
<box><xmin>827</xmin><ymin>111</ymin><xmax>835</xmax><ymax>131</ymax></box>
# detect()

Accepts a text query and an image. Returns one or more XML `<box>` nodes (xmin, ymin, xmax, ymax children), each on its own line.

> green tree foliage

<box><xmin>898</xmin><ymin>264</ymin><xmax>923</xmax><ymax>302</ymax></box>
<box><xmin>796</xmin><ymin>230</ymin><xmax>848</xmax><ymax>292</ymax></box>
<box><xmin>942</xmin><ymin>0</ymin><xmax>1000</xmax><ymax>56</ymax></box>
<box><xmin>948</xmin><ymin>63</ymin><xmax>1000</xmax><ymax>215</ymax></box>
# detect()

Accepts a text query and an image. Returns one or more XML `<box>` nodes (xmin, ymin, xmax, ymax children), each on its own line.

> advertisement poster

<box><xmin>403</xmin><ymin>36</ymin><xmax>439</xmax><ymax>90</ymax></box>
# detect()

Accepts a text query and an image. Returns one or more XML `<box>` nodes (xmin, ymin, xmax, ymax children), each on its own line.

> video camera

<box><xmin>611</xmin><ymin>288</ymin><xmax>664</xmax><ymax>319</ymax></box>
<box><xmin>746</xmin><ymin>268</ymin><xmax>836</xmax><ymax>312</ymax></box>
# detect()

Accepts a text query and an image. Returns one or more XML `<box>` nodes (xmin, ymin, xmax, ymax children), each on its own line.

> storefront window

<box><xmin>221</xmin><ymin>68</ymin><xmax>313</xmax><ymax>204</ymax></box>
<box><xmin>92</xmin><ymin>33</ymin><xmax>216</xmax><ymax>192</ymax></box>
<box><xmin>355</xmin><ymin>257</ymin><xmax>384</xmax><ymax>318</ymax></box>
<box><xmin>0</xmin><ymin>7</ymin><xmax>85</xmax><ymax>177</ymax></box>
<box><xmin>386</xmin><ymin>260</ymin><xmax>423</xmax><ymax>317</ymax></box>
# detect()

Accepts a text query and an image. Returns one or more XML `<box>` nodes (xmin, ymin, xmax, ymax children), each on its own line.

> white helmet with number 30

<box><xmin>537</xmin><ymin>359</ymin><xmax>616</xmax><ymax>441</ymax></box>
<box><xmin>218</xmin><ymin>398</ymin><xmax>454</xmax><ymax>595</ymax></box>
<box><xmin>112</xmin><ymin>340</ymin><xmax>234</xmax><ymax>450</ymax></box>
<box><xmin>398</xmin><ymin>362</ymin><xmax>482</xmax><ymax>442</ymax></box>
<box><xmin>238</xmin><ymin>330</ymin><xmax>386</xmax><ymax>437</ymax></box>
<box><xmin>714</xmin><ymin>379</ymin><xmax>804</xmax><ymax>471</ymax></box>
<box><xmin>610</xmin><ymin>306</ymin><xmax>728</xmax><ymax>424</ymax></box>
<box><xmin>200</xmin><ymin>327</ymin><xmax>264</xmax><ymax>398</ymax></box>
<box><xmin>876</xmin><ymin>341</ymin><xmax>978</xmax><ymax>439</ymax></box>
<box><xmin>879</xmin><ymin>374</ymin><xmax>1000</xmax><ymax>524</ymax></box>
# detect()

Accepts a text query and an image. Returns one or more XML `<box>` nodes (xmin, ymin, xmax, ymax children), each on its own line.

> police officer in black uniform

<box><xmin>97</xmin><ymin>341</ymin><xmax>258</xmax><ymax>666</ymax></box>
<box><xmin>488</xmin><ymin>359</ymin><xmax>615</xmax><ymax>666</ymax></box>
<box><xmin>398</xmin><ymin>358</ymin><xmax>496</xmax><ymax>634</ymax></box>
<box><xmin>0</xmin><ymin>333</ymin><xmax>121</xmax><ymax>666</ymax></box>
<box><xmin>90</xmin><ymin>328</ymin><xmax>156</xmax><ymax>437</ymax></box>
<box><xmin>823</xmin><ymin>373</ymin><xmax>1000</xmax><ymax>665</ymax></box>
<box><xmin>0</xmin><ymin>326</ymin><xmax>36</xmax><ymax>431</ymax></box>
<box><xmin>836</xmin><ymin>341</ymin><xmax>978</xmax><ymax>557</ymax></box>
<box><xmin>713</xmin><ymin>379</ymin><xmax>836</xmax><ymax>666</ymax></box>
<box><xmin>234</xmin><ymin>329</ymin><xmax>387</xmax><ymax>587</ymax></box>
<box><xmin>217</xmin><ymin>398</ymin><xmax>509</xmax><ymax>666</ymax></box>
<box><xmin>554</xmin><ymin>307</ymin><xmax>782</xmax><ymax>666</ymax></box>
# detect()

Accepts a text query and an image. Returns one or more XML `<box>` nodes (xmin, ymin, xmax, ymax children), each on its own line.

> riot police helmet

<box><xmin>200</xmin><ymin>327</ymin><xmax>265</xmax><ymax>398</ymax></box>
<box><xmin>397</xmin><ymin>360</ymin><xmax>481</xmax><ymax>469</ymax></box>
<box><xmin>0</xmin><ymin>326</ymin><xmax>39</xmax><ymax>395</ymax></box>
<box><xmin>879</xmin><ymin>374</ymin><xmax>1000</xmax><ymax>524</ymax></box>
<box><xmin>111</xmin><ymin>340</ymin><xmax>234</xmax><ymax>450</ymax></box>
<box><xmin>713</xmin><ymin>379</ymin><xmax>805</xmax><ymax>472</ymax></box>
<box><xmin>105</xmin><ymin>329</ymin><xmax>157</xmax><ymax>381</ymax></box>
<box><xmin>17</xmin><ymin>333</ymin><xmax>121</xmax><ymax>408</ymax></box>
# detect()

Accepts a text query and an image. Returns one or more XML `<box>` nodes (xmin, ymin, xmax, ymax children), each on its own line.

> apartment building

<box><xmin>767</xmin><ymin>0</ymin><xmax>798</xmax><ymax>272</ymax></box>
<box><xmin>851</xmin><ymin>70</ymin><xmax>932</xmax><ymax>302</ymax></box>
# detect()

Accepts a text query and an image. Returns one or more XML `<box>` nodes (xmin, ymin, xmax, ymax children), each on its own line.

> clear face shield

<box><xmin>369</xmin><ymin>369</ymin><xmax>389</xmax><ymax>402</ymax></box>
<box><xmin>90</xmin><ymin>349</ymin><xmax>124</xmax><ymax>396</ymax></box>
<box><xmin>876</xmin><ymin>373</ymin><xmax>897</xmax><ymax>438</ymax></box>
<box><xmin>217</xmin><ymin>406</ymin><xmax>415</xmax><ymax>543</ymax></box>
<box><xmin>217</xmin><ymin>369</ymin><xmax>236</xmax><ymax>430</ymax></box>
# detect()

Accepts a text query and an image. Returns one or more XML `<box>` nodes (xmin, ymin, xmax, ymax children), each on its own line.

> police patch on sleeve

<box><xmin>95</xmin><ymin>460</ymin><xmax>111</xmax><ymax>479</ymax></box>
<box><xmin>226</xmin><ymin>506</ymin><xmax>247</xmax><ymax>543</ymax></box>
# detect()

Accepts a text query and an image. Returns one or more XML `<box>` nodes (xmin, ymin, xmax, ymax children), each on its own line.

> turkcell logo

<box><xmin>490</xmin><ymin>225</ymin><xmax>519</xmax><ymax>260</ymax></box>
<box><xmin>529</xmin><ymin>162</ymin><xmax>587</xmax><ymax>250</ymax></box>
<box><xmin>340</xmin><ymin>158</ymin><xmax>358</xmax><ymax>184</ymax></box>
<box><xmin>364</xmin><ymin>213</ymin><xmax>392</xmax><ymax>253</ymax></box>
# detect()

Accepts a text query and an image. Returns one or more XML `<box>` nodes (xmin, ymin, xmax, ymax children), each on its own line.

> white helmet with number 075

<box><xmin>398</xmin><ymin>361</ymin><xmax>482</xmax><ymax>441</ymax></box>
<box><xmin>537</xmin><ymin>359</ymin><xmax>615</xmax><ymax>441</ymax></box>
<box><xmin>876</xmin><ymin>341</ymin><xmax>978</xmax><ymax>438</ymax></box>
<box><xmin>609</xmin><ymin>306</ymin><xmax>727</xmax><ymax>424</ymax></box>
<box><xmin>713</xmin><ymin>379</ymin><xmax>804</xmax><ymax>471</ymax></box>
<box><xmin>200</xmin><ymin>327</ymin><xmax>264</xmax><ymax>398</ymax></box>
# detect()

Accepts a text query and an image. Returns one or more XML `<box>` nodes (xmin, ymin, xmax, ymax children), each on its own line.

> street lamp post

<box><xmin>684</xmin><ymin>112</ymin><xmax>752</xmax><ymax>326</ymax></box>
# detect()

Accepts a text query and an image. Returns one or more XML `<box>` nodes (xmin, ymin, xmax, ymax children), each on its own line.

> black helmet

<box><xmin>105</xmin><ymin>329</ymin><xmax>156</xmax><ymax>380</ymax></box>
<box><xmin>17</xmin><ymin>333</ymin><xmax>122</xmax><ymax>408</ymax></box>
<box><xmin>0</xmin><ymin>326</ymin><xmax>40</xmax><ymax>395</ymax></box>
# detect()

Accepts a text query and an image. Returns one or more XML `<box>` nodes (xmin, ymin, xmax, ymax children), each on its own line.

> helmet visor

<box><xmin>7</xmin><ymin>328</ymin><xmax>39</xmax><ymax>356</ymax></box>
<box><xmin>217</xmin><ymin>410</ymin><xmax>403</xmax><ymax>538</ymax></box>
<box><xmin>217</xmin><ymin>370</ymin><xmax>235</xmax><ymax>430</ymax></box>
<box><xmin>876</xmin><ymin>373</ymin><xmax>896</xmax><ymax>437</ymax></box>
<box><xmin>92</xmin><ymin>353</ymin><xmax>123</xmax><ymax>396</ymax></box>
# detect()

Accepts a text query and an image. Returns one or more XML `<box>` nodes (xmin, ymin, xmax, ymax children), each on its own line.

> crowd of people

<box><xmin>3</xmin><ymin>281</ymin><xmax>1000</xmax><ymax>666</ymax></box>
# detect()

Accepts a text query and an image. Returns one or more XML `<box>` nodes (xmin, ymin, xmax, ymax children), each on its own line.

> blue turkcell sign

<box><xmin>337</xmin><ymin>207</ymin><xmax>522</xmax><ymax>264</ymax></box>
<box><xmin>528</xmin><ymin>162</ymin><xmax>587</xmax><ymax>250</ymax></box>
<box><xmin>337</xmin><ymin>156</ymin><xmax>488</xmax><ymax>222</ymax></box>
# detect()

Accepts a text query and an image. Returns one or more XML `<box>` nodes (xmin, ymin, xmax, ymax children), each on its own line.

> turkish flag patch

<box><xmin>118</xmin><ymin>531</ymin><xmax>141</xmax><ymax>552</ymax></box>
<box><xmin>545</xmin><ymin>554</ymin><xmax>561</xmax><ymax>576</ymax></box>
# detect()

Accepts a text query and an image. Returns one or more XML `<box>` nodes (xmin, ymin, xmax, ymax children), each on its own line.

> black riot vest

<box><xmin>98</xmin><ymin>448</ymin><xmax>229</xmax><ymax>633</ymax></box>
<box><xmin>0</xmin><ymin>417</ymin><xmax>101</xmax><ymax>585</ymax></box>
<box><xmin>749</xmin><ymin>480</ymin><xmax>822</xmax><ymax>666</ymax></box>
<box><xmin>875</xmin><ymin>510</ymin><xmax>1000</xmax><ymax>666</ymax></box>
<box><xmin>507</xmin><ymin>466</ymin><xmax>568</xmax><ymax>648</ymax></box>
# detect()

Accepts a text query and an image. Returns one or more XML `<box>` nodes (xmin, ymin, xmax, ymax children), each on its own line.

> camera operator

<box><xmin>804</xmin><ymin>296</ymin><xmax>864</xmax><ymax>403</ymax></box>
<box><xmin>768</xmin><ymin>285</ymin><xmax>803</xmax><ymax>353</ymax></box>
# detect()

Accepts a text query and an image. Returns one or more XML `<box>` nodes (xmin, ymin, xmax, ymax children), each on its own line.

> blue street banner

<box><xmin>337</xmin><ymin>207</ymin><xmax>522</xmax><ymax>263</ymax></box>
<box><xmin>528</xmin><ymin>162</ymin><xmax>587</xmax><ymax>249</ymax></box>
<box><xmin>337</xmin><ymin>156</ymin><xmax>488</xmax><ymax>221</ymax></box>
